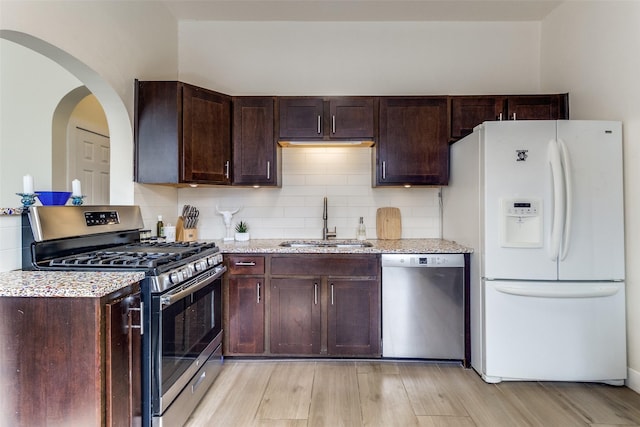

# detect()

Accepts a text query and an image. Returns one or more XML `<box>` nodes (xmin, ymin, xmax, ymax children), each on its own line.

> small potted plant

<box><xmin>234</xmin><ymin>220</ymin><xmax>250</xmax><ymax>241</ymax></box>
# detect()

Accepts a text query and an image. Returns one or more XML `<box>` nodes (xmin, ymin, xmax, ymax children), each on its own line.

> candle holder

<box><xmin>16</xmin><ymin>193</ymin><xmax>36</xmax><ymax>209</ymax></box>
<box><xmin>71</xmin><ymin>195</ymin><xmax>86</xmax><ymax>206</ymax></box>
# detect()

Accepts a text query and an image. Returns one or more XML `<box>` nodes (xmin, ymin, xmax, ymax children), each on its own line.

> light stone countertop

<box><xmin>0</xmin><ymin>239</ymin><xmax>470</xmax><ymax>298</ymax></box>
<box><xmin>216</xmin><ymin>238</ymin><xmax>472</xmax><ymax>254</ymax></box>
<box><xmin>0</xmin><ymin>271</ymin><xmax>145</xmax><ymax>298</ymax></box>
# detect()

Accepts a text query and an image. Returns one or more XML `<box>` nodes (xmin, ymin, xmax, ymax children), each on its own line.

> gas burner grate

<box><xmin>49</xmin><ymin>250</ymin><xmax>182</xmax><ymax>269</ymax></box>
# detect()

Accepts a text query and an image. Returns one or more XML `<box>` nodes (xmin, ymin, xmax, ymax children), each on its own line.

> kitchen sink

<box><xmin>279</xmin><ymin>240</ymin><xmax>373</xmax><ymax>248</ymax></box>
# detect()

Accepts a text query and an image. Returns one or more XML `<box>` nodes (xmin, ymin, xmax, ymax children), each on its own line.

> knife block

<box><xmin>176</xmin><ymin>217</ymin><xmax>198</xmax><ymax>242</ymax></box>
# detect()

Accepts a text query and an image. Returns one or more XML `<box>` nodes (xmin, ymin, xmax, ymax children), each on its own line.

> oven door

<box><xmin>151</xmin><ymin>266</ymin><xmax>225</xmax><ymax>415</ymax></box>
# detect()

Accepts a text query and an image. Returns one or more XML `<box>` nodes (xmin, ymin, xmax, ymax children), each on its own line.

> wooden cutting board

<box><xmin>376</xmin><ymin>207</ymin><xmax>402</xmax><ymax>239</ymax></box>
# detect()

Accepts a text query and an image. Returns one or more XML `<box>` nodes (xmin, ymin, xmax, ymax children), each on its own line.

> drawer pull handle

<box><xmin>235</xmin><ymin>261</ymin><xmax>256</xmax><ymax>266</ymax></box>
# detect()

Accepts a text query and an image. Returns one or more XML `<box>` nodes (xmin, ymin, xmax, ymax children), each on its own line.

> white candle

<box><xmin>23</xmin><ymin>175</ymin><xmax>34</xmax><ymax>194</ymax></box>
<box><xmin>72</xmin><ymin>179</ymin><xmax>82</xmax><ymax>197</ymax></box>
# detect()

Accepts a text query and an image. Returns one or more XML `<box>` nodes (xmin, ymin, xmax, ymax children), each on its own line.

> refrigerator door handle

<box><xmin>558</xmin><ymin>138</ymin><xmax>573</xmax><ymax>261</ymax></box>
<box><xmin>493</xmin><ymin>283</ymin><xmax>621</xmax><ymax>299</ymax></box>
<box><xmin>548</xmin><ymin>139</ymin><xmax>565</xmax><ymax>261</ymax></box>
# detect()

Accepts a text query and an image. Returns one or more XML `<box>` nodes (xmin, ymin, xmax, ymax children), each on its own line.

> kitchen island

<box><xmin>0</xmin><ymin>270</ymin><xmax>144</xmax><ymax>426</ymax></box>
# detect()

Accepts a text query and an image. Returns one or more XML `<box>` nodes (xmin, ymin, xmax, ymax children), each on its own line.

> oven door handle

<box><xmin>160</xmin><ymin>266</ymin><xmax>226</xmax><ymax>309</ymax></box>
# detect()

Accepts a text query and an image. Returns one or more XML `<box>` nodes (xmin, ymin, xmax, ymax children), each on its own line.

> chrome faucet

<box><xmin>322</xmin><ymin>197</ymin><xmax>337</xmax><ymax>240</ymax></box>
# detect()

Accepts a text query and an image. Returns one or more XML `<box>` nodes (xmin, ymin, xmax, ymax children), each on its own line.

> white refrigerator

<box><xmin>443</xmin><ymin>120</ymin><xmax>627</xmax><ymax>384</ymax></box>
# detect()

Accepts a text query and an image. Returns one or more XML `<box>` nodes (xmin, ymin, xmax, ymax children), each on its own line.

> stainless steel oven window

<box><xmin>152</xmin><ymin>272</ymin><xmax>223</xmax><ymax>413</ymax></box>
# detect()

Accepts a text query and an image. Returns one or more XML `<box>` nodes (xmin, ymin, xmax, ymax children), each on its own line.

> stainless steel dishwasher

<box><xmin>382</xmin><ymin>253</ymin><xmax>465</xmax><ymax>359</ymax></box>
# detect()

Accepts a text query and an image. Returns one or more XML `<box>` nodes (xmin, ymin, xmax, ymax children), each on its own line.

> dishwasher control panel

<box><xmin>381</xmin><ymin>254</ymin><xmax>465</xmax><ymax>268</ymax></box>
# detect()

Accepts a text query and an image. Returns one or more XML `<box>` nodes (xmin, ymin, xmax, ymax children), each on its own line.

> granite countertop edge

<box><xmin>216</xmin><ymin>238</ymin><xmax>473</xmax><ymax>254</ymax></box>
<box><xmin>0</xmin><ymin>271</ymin><xmax>145</xmax><ymax>298</ymax></box>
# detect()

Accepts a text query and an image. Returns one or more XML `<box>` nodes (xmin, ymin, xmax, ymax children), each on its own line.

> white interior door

<box><xmin>72</xmin><ymin>127</ymin><xmax>110</xmax><ymax>205</ymax></box>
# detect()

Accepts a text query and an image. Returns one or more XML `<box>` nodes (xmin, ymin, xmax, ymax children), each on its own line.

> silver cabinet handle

<box><xmin>512</xmin><ymin>113</ymin><xmax>517</xmax><ymax>120</ymax></box>
<box><xmin>498</xmin><ymin>112</ymin><xmax>503</xmax><ymax>121</ymax></box>
<box><xmin>127</xmin><ymin>301</ymin><xmax>144</xmax><ymax>335</ymax></box>
<box><xmin>257</xmin><ymin>282</ymin><xmax>261</xmax><ymax>303</ymax></box>
<box><xmin>330</xmin><ymin>283</ymin><xmax>334</xmax><ymax>305</ymax></box>
<box><xmin>235</xmin><ymin>261</ymin><xmax>256</xmax><ymax>266</ymax></box>
<box><xmin>266</xmin><ymin>161</ymin><xmax>270</xmax><ymax>180</ymax></box>
<box><xmin>314</xmin><ymin>283</ymin><xmax>318</xmax><ymax>305</ymax></box>
<box><xmin>332</xmin><ymin>115</ymin><xmax>336</xmax><ymax>133</ymax></box>
<box><xmin>225</xmin><ymin>160</ymin><xmax>230</xmax><ymax>179</ymax></box>
<box><xmin>317</xmin><ymin>115</ymin><xmax>321</xmax><ymax>134</ymax></box>
<box><xmin>382</xmin><ymin>161</ymin><xmax>386</xmax><ymax>180</ymax></box>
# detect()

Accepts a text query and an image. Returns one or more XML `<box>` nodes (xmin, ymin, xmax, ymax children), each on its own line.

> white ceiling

<box><xmin>161</xmin><ymin>0</ymin><xmax>564</xmax><ymax>22</ymax></box>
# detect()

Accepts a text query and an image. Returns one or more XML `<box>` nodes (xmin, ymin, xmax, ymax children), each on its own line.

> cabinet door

<box><xmin>182</xmin><ymin>84</ymin><xmax>231</xmax><ymax>184</ymax></box>
<box><xmin>450</xmin><ymin>96</ymin><xmax>505</xmax><ymax>140</ymax></box>
<box><xmin>328</xmin><ymin>280</ymin><xmax>380</xmax><ymax>356</ymax></box>
<box><xmin>279</xmin><ymin>97</ymin><xmax>324</xmax><ymax>139</ymax></box>
<box><xmin>506</xmin><ymin>94</ymin><xmax>569</xmax><ymax>121</ymax></box>
<box><xmin>228</xmin><ymin>276</ymin><xmax>265</xmax><ymax>354</ymax></box>
<box><xmin>270</xmin><ymin>278</ymin><xmax>321</xmax><ymax>355</ymax></box>
<box><xmin>134</xmin><ymin>80</ymin><xmax>180</xmax><ymax>183</ymax></box>
<box><xmin>377</xmin><ymin>97</ymin><xmax>449</xmax><ymax>186</ymax></box>
<box><xmin>232</xmin><ymin>97</ymin><xmax>278</xmax><ymax>186</ymax></box>
<box><xmin>106</xmin><ymin>292</ymin><xmax>142</xmax><ymax>427</ymax></box>
<box><xmin>329</xmin><ymin>97</ymin><xmax>375</xmax><ymax>139</ymax></box>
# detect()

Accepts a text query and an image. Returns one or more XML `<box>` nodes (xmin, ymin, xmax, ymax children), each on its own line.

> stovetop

<box><xmin>47</xmin><ymin>241</ymin><xmax>219</xmax><ymax>271</ymax></box>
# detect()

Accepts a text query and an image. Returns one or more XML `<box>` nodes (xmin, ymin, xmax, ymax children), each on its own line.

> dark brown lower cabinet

<box><xmin>0</xmin><ymin>284</ymin><xmax>141</xmax><ymax>427</ymax></box>
<box><xmin>270</xmin><ymin>277</ymin><xmax>322</xmax><ymax>355</ymax></box>
<box><xmin>228</xmin><ymin>276</ymin><xmax>265</xmax><ymax>354</ymax></box>
<box><xmin>327</xmin><ymin>280</ymin><xmax>380</xmax><ymax>356</ymax></box>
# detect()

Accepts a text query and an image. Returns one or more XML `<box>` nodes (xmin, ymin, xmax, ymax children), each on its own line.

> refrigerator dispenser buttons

<box><xmin>501</xmin><ymin>198</ymin><xmax>543</xmax><ymax>248</ymax></box>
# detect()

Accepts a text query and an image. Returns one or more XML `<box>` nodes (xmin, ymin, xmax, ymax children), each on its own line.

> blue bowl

<box><xmin>36</xmin><ymin>191</ymin><xmax>72</xmax><ymax>206</ymax></box>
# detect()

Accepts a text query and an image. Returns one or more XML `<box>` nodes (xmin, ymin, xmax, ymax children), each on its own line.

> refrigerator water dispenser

<box><xmin>500</xmin><ymin>199</ymin><xmax>542</xmax><ymax>248</ymax></box>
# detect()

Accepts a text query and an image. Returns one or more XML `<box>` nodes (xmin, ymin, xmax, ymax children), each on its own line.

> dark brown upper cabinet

<box><xmin>135</xmin><ymin>80</ymin><xmax>231</xmax><ymax>185</ymax></box>
<box><xmin>450</xmin><ymin>94</ymin><xmax>569</xmax><ymax>140</ymax></box>
<box><xmin>376</xmin><ymin>97</ymin><xmax>450</xmax><ymax>186</ymax></box>
<box><xmin>278</xmin><ymin>97</ymin><xmax>375</xmax><ymax>140</ymax></box>
<box><xmin>232</xmin><ymin>97</ymin><xmax>280</xmax><ymax>186</ymax></box>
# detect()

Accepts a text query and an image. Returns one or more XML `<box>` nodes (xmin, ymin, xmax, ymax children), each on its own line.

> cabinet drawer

<box><xmin>228</xmin><ymin>256</ymin><xmax>265</xmax><ymax>275</ymax></box>
<box><xmin>271</xmin><ymin>255</ymin><xmax>379</xmax><ymax>277</ymax></box>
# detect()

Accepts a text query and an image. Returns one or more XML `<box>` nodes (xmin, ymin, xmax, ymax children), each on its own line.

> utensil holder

<box><xmin>176</xmin><ymin>216</ymin><xmax>198</xmax><ymax>242</ymax></box>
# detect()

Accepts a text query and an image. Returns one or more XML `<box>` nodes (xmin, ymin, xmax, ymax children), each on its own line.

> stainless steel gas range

<box><xmin>23</xmin><ymin>205</ymin><xmax>225</xmax><ymax>427</ymax></box>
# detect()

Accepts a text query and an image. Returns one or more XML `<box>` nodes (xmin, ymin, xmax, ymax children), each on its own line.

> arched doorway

<box><xmin>0</xmin><ymin>29</ymin><xmax>133</xmax><ymax>205</ymax></box>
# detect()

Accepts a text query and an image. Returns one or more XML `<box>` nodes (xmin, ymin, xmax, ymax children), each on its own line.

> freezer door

<box><xmin>483</xmin><ymin>280</ymin><xmax>627</xmax><ymax>383</ymax></box>
<box><xmin>482</xmin><ymin>121</ymin><xmax>558</xmax><ymax>280</ymax></box>
<box><xmin>556</xmin><ymin>120</ymin><xmax>625</xmax><ymax>280</ymax></box>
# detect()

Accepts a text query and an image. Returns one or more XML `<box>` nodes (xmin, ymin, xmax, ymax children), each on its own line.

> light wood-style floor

<box><xmin>185</xmin><ymin>360</ymin><xmax>640</xmax><ymax>427</ymax></box>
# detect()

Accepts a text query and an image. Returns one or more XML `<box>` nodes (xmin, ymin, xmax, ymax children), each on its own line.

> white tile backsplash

<box><xmin>0</xmin><ymin>215</ymin><xmax>22</xmax><ymax>272</ymax></box>
<box><xmin>172</xmin><ymin>147</ymin><xmax>443</xmax><ymax>241</ymax></box>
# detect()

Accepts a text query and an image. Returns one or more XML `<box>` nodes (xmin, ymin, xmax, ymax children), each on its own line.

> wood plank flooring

<box><xmin>185</xmin><ymin>360</ymin><xmax>640</xmax><ymax>427</ymax></box>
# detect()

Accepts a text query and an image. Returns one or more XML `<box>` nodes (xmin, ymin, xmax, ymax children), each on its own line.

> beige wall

<box><xmin>178</xmin><ymin>20</ymin><xmax>542</xmax><ymax>96</ymax></box>
<box><xmin>541</xmin><ymin>1</ymin><xmax>640</xmax><ymax>391</ymax></box>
